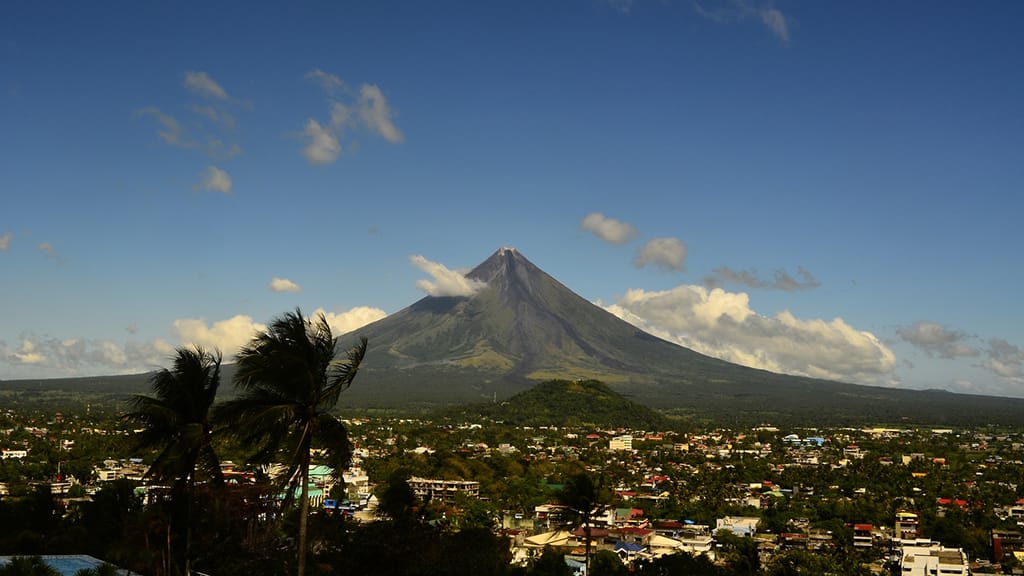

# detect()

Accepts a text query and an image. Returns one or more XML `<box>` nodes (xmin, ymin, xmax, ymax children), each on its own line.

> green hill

<box><xmin>441</xmin><ymin>379</ymin><xmax>671</xmax><ymax>429</ymax></box>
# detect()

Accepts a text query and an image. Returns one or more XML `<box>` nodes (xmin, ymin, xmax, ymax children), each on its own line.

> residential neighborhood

<box><xmin>3</xmin><ymin>404</ymin><xmax>1024</xmax><ymax>574</ymax></box>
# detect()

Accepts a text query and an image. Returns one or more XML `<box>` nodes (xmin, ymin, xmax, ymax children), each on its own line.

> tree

<box><xmin>123</xmin><ymin>346</ymin><xmax>223</xmax><ymax>576</ymax></box>
<box><xmin>0</xmin><ymin>556</ymin><xmax>60</xmax><ymax>576</ymax></box>
<box><xmin>557</xmin><ymin>472</ymin><xmax>604</xmax><ymax>576</ymax></box>
<box><xmin>217</xmin><ymin>308</ymin><xmax>367</xmax><ymax>576</ymax></box>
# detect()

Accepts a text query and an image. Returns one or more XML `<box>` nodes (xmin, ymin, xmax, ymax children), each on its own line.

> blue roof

<box><xmin>614</xmin><ymin>541</ymin><xmax>644</xmax><ymax>552</ymax></box>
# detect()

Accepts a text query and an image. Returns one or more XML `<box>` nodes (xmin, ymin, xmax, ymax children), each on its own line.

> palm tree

<box><xmin>124</xmin><ymin>346</ymin><xmax>223</xmax><ymax>576</ymax></box>
<box><xmin>558</xmin><ymin>472</ymin><xmax>603</xmax><ymax>576</ymax></box>
<box><xmin>217</xmin><ymin>308</ymin><xmax>367</xmax><ymax>576</ymax></box>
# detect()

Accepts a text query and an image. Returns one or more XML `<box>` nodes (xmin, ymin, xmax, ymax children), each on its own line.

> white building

<box><xmin>899</xmin><ymin>541</ymin><xmax>968</xmax><ymax>576</ymax></box>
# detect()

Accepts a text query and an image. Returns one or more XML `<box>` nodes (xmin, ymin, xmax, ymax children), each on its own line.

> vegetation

<box><xmin>443</xmin><ymin>379</ymin><xmax>672</xmax><ymax>429</ymax></box>
<box><xmin>216</xmin><ymin>308</ymin><xmax>367</xmax><ymax>576</ymax></box>
<box><xmin>123</xmin><ymin>345</ymin><xmax>223</xmax><ymax>576</ymax></box>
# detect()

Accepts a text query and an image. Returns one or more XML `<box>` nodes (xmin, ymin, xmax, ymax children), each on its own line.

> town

<box><xmin>2</xmin><ymin>402</ymin><xmax>1023</xmax><ymax>575</ymax></box>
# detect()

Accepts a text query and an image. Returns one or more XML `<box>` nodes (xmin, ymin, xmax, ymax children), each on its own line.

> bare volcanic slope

<box><xmin>337</xmin><ymin>248</ymin><xmax>857</xmax><ymax>410</ymax></box>
<box><xmin>337</xmin><ymin>247</ymin><xmax>729</xmax><ymax>406</ymax></box>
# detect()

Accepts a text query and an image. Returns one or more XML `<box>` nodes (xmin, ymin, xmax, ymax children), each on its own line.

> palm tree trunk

<box><xmin>185</xmin><ymin>473</ymin><xmax>194</xmax><ymax>576</ymax></box>
<box><xmin>584</xmin><ymin>515</ymin><xmax>591</xmax><ymax>576</ymax></box>
<box><xmin>297</xmin><ymin>451</ymin><xmax>311</xmax><ymax>576</ymax></box>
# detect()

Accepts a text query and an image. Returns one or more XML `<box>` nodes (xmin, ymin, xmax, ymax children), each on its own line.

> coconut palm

<box><xmin>558</xmin><ymin>472</ymin><xmax>604</xmax><ymax>576</ymax></box>
<box><xmin>217</xmin><ymin>308</ymin><xmax>367</xmax><ymax>576</ymax></box>
<box><xmin>124</xmin><ymin>346</ymin><xmax>223</xmax><ymax>576</ymax></box>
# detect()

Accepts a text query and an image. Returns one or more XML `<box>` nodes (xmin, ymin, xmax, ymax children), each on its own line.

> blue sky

<box><xmin>2</xmin><ymin>1</ymin><xmax>1022</xmax><ymax>397</ymax></box>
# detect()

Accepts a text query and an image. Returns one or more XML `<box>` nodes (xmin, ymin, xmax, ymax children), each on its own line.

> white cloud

<box><xmin>38</xmin><ymin>241</ymin><xmax>59</xmax><ymax>259</ymax></box>
<box><xmin>137</xmin><ymin>107</ymin><xmax>188</xmax><ymax>147</ymax></box>
<box><xmin>269</xmin><ymin>277</ymin><xmax>302</xmax><ymax>293</ymax></box>
<box><xmin>195</xmin><ymin>165</ymin><xmax>233</xmax><ymax>194</ymax></box>
<box><xmin>410</xmin><ymin>255</ymin><xmax>487</xmax><ymax>297</ymax></box>
<box><xmin>897</xmin><ymin>322</ymin><xmax>979</xmax><ymax>359</ymax></box>
<box><xmin>693</xmin><ymin>0</ymin><xmax>791</xmax><ymax>42</ymax></box>
<box><xmin>0</xmin><ymin>232</ymin><xmax>10</xmax><ymax>251</ymax></box>
<box><xmin>302</xmin><ymin>118</ymin><xmax>342</xmax><ymax>164</ymax></box>
<box><xmin>581</xmin><ymin>213</ymin><xmax>637</xmax><ymax>245</ymax></box>
<box><xmin>184</xmin><ymin>71</ymin><xmax>229</xmax><ymax>100</ymax></box>
<box><xmin>312</xmin><ymin>306</ymin><xmax>388</xmax><ymax>336</ymax></box>
<box><xmin>604</xmin><ymin>283</ymin><xmax>897</xmax><ymax>383</ymax></box>
<box><xmin>172</xmin><ymin>315</ymin><xmax>266</xmax><ymax>357</ymax></box>
<box><xmin>190</xmin><ymin>104</ymin><xmax>236</xmax><ymax>129</ymax></box>
<box><xmin>706</xmin><ymin>265</ymin><xmax>820</xmax><ymax>291</ymax></box>
<box><xmin>306</xmin><ymin>68</ymin><xmax>347</xmax><ymax>94</ymax></box>
<box><xmin>0</xmin><ymin>334</ymin><xmax>170</xmax><ymax>376</ymax></box>
<box><xmin>634</xmin><ymin>237</ymin><xmax>687</xmax><ymax>271</ymax></box>
<box><xmin>299</xmin><ymin>71</ymin><xmax>404</xmax><ymax>164</ymax></box>
<box><xmin>12</xmin><ymin>339</ymin><xmax>45</xmax><ymax>364</ymax></box>
<box><xmin>983</xmin><ymin>339</ymin><xmax>1024</xmax><ymax>380</ymax></box>
<box><xmin>359</xmin><ymin>84</ymin><xmax>404</xmax><ymax>143</ymax></box>
<box><xmin>759</xmin><ymin>8</ymin><xmax>789</xmax><ymax>42</ymax></box>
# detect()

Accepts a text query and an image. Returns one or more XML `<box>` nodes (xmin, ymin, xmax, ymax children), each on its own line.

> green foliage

<box><xmin>0</xmin><ymin>556</ymin><xmax>60</xmax><ymax>576</ymax></box>
<box><xmin>446</xmin><ymin>379</ymin><xmax>671</xmax><ymax>429</ymax></box>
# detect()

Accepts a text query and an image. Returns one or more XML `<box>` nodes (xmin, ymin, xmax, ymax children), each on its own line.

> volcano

<box><xmin>334</xmin><ymin>248</ymin><xmax>1024</xmax><ymax>425</ymax></box>
<box><xmin>338</xmin><ymin>248</ymin><xmax>847</xmax><ymax>410</ymax></box>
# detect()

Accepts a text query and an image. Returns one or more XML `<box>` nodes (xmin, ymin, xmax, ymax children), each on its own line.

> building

<box><xmin>408</xmin><ymin>476</ymin><xmax>480</xmax><ymax>503</ymax></box>
<box><xmin>898</xmin><ymin>542</ymin><xmax>968</xmax><ymax>576</ymax></box>
<box><xmin>609</xmin><ymin>435</ymin><xmax>633</xmax><ymax>451</ymax></box>
<box><xmin>895</xmin><ymin>511</ymin><xmax>922</xmax><ymax>542</ymax></box>
<box><xmin>992</xmin><ymin>529</ymin><xmax>1024</xmax><ymax>563</ymax></box>
<box><xmin>716</xmin><ymin>516</ymin><xmax>760</xmax><ymax>537</ymax></box>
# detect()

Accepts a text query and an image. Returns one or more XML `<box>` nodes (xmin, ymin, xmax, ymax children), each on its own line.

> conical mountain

<box><xmin>335</xmin><ymin>248</ymin><xmax>1024</xmax><ymax>426</ymax></box>
<box><xmin>339</xmin><ymin>247</ymin><xmax>781</xmax><ymax>407</ymax></box>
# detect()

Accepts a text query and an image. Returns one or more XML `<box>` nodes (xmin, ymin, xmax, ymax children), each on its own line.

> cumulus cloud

<box><xmin>634</xmin><ymin>237</ymin><xmax>687</xmax><ymax>271</ymax></box>
<box><xmin>706</xmin><ymin>265</ymin><xmax>820</xmax><ymax>291</ymax></box>
<box><xmin>269</xmin><ymin>277</ymin><xmax>302</xmax><ymax>293</ymax></box>
<box><xmin>299</xmin><ymin>70</ymin><xmax>403</xmax><ymax>165</ymax></box>
<box><xmin>603</xmin><ymin>283</ymin><xmax>896</xmax><ymax>383</ymax></box>
<box><xmin>983</xmin><ymin>339</ymin><xmax>1024</xmax><ymax>380</ymax></box>
<box><xmin>184</xmin><ymin>71</ymin><xmax>229</xmax><ymax>100</ymax></box>
<box><xmin>897</xmin><ymin>322</ymin><xmax>980</xmax><ymax>359</ymax></box>
<box><xmin>0</xmin><ymin>306</ymin><xmax>387</xmax><ymax>378</ymax></box>
<box><xmin>410</xmin><ymin>255</ymin><xmax>487</xmax><ymax>297</ymax></box>
<box><xmin>302</xmin><ymin>118</ymin><xmax>342</xmax><ymax>164</ymax></box>
<box><xmin>195</xmin><ymin>165</ymin><xmax>233</xmax><ymax>194</ymax></box>
<box><xmin>0</xmin><ymin>334</ymin><xmax>173</xmax><ymax>377</ymax></box>
<box><xmin>311</xmin><ymin>306</ymin><xmax>388</xmax><ymax>336</ymax></box>
<box><xmin>172</xmin><ymin>315</ymin><xmax>266</xmax><ymax>356</ymax></box>
<box><xmin>0</xmin><ymin>232</ymin><xmax>10</xmax><ymax>251</ymax></box>
<box><xmin>581</xmin><ymin>213</ymin><xmax>637</xmax><ymax>245</ymax></box>
<box><xmin>11</xmin><ymin>339</ymin><xmax>45</xmax><ymax>364</ymax></box>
